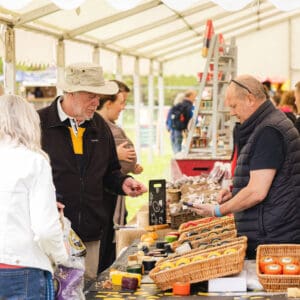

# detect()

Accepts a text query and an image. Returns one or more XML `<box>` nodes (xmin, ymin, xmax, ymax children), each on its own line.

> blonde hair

<box><xmin>0</xmin><ymin>94</ymin><xmax>48</xmax><ymax>159</ymax></box>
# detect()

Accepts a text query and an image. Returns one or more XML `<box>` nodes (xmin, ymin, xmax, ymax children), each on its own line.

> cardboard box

<box><xmin>208</xmin><ymin>270</ymin><xmax>247</xmax><ymax>292</ymax></box>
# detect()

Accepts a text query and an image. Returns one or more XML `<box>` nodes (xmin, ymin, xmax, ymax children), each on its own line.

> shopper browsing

<box><xmin>166</xmin><ymin>90</ymin><xmax>197</xmax><ymax>153</ymax></box>
<box><xmin>97</xmin><ymin>80</ymin><xmax>143</xmax><ymax>273</ymax></box>
<box><xmin>38</xmin><ymin>62</ymin><xmax>147</xmax><ymax>281</ymax></box>
<box><xmin>0</xmin><ymin>94</ymin><xmax>68</xmax><ymax>299</ymax></box>
<box><xmin>192</xmin><ymin>75</ymin><xmax>300</xmax><ymax>258</ymax></box>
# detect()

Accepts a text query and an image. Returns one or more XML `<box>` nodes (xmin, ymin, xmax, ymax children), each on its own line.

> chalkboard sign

<box><xmin>149</xmin><ymin>179</ymin><xmax>166</xmax><ymax>225</ymax></box>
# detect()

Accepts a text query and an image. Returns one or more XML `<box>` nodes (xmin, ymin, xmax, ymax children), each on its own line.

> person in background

<box><xmin>278</xmin><ymin>90</ymin><xmax>297</xmax><ymax>123</ymax></box>
<box><xmin>270</xmin><ymin>93</ymin><xmax>281</xmax><ymax>108</ymax></box>
<box><xmin>97</xmin><ymin>80</ymin><xmax>143</xmax><ymax>273</ymax></box>
<box><xmin>262</xmin><ymin>79</ymin><xmax>273</xmax><ymax>98</ymax></box>
<box><xmin>166</xmin><ymin>90</ymin><xmax>197</xmax><ymax>153</ymax></box>
<box><xmin>191</xmin><ymin>75</ymin><xmax>300</xmax><ymax>259</ymax></box>
<box><xmin>34</xmin><ymin>86</ymin><xmax>44</xmax><ymax>98</ymax></box>
<box><xmin>38</xmin><ymin>63</ymin><xmax>147</xmax><ymax>282</ymax></box>
<box><xmin>0</xmin><ymin>94</ymin><xmax>68</xmax><ymax>299</ymax></box>
<box><xmin>294</xmin><ymin>81</ymin><xmax>300</xmax><ymax>133</ymax></box>
<box><xmin>173</xmin><ymin>92</ymin><xmax>185</xmax><ymax>105</ymax></box>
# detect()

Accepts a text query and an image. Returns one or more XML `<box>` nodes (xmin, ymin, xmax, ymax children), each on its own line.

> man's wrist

<box><xmin>214</xmin><ymin>205</ymin><xmax>223</xmax><ymax>217</ymax></box>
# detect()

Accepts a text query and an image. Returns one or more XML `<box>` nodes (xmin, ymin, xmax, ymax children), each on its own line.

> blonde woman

<box><xmin>0</xmin><ymin>95</ymin><xmax>68</xmax><ymax>299</ymax></box>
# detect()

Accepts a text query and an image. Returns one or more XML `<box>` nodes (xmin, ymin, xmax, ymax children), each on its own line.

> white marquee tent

<box><xmin>0</xmin><ymin>0</ymin><xmax>300</xmax><ymax>80</ymax></box>
<box><xmin>1</xmin><ymin>0</ymin><xmax>300</xmax><ymax>156</ymax></box>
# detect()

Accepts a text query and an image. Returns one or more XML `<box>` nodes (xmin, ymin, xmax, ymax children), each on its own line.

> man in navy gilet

<box><xmin>192</xmin><ymin>75</ymin><xmax>300</xmax><ymax>258</ymax></box>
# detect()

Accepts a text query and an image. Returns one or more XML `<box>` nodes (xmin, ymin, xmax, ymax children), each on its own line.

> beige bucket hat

<box><xmin>58</xmin><ymin>62</ymin><xmax>118</xmax><ymax>95</ymax></box>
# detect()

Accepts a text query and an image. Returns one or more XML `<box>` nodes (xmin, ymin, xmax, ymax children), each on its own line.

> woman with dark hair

<box><xmin>97</xmin><ymin>81</ymin><xmax>143</xmax><ymax>273</ymax></box>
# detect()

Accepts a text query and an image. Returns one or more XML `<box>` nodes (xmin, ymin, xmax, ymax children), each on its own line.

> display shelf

<box><xmin>183</xmin><ymin>34</ymin><xmax>237</xmax><ymax>158</ymax></box>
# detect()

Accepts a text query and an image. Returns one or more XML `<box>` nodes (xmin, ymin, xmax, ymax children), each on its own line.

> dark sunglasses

<box><xmin>230</xmin><ymin>79</ymin><xmax>252</xmax><ymax>94</ymax></box>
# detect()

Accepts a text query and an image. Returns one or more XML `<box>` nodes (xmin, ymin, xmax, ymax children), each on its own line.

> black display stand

<box><xmin>148</xmin><ymin>179</ymin><xmax>166</xmax><ymax>225</ymax></box>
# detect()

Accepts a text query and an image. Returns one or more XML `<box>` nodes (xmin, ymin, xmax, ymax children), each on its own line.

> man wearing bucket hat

<box><xmin>38</xmin><ymin>62</ymin><xmax>147</xmax><ymax>281</ymax></box>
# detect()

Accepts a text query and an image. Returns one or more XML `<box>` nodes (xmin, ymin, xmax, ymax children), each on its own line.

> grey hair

<box><xmin>0</xmin><ymin>94</ymin><xmax>48</xmax><ymax>160</ymax></box>
<box><xmin>232</xmin><ymin>75</ymin><xmax>267</xmax><ymax>101</ymax></box>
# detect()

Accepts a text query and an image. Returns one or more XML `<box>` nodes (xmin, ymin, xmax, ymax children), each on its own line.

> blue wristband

<box><xmin>214</xmin><ymin>205</ymin><xmax>223</xmax><ymax>217</ymax></box>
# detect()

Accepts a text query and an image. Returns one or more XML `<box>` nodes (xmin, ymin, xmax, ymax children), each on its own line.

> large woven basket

<box><xmin>179</xmin><ymin>223</ymin><xmax>236</xmax><ymax>242</ymax></box>
<box><xmin>173</xmin><ymin>228</ymin><xmax>237</xmax><ymax>251</ymax></box>
<box><xmin>256</xmin><ymin>244</ymin><xmax>300</xmax><ymax>292</ymax></box>
<box><xmin>179</xmin><ymin>215</ymin><xmax>235</xmax><ymax>235</ymax></box>
<box><xmin>170</xmin><ymin>211</ymin><xmax>200</xmax><ymax>229</ymax></box>
<box><xmin>157</xmin><ymin>235</ymin><xmax>248</xmax><ymax>267</ymax></box>
<box><xmin>150</xmin><ymin>241</ymin><xmax>246</xmax><ymax>290</ymax></box>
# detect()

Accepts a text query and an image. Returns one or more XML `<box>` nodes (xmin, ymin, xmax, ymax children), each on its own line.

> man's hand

<box><xmin>191</xmin><ymin>203</ymin><xmax>215</xmax><ymax>217</ymax></box>
<box><xmin>217</xmin><ymin>189</ymin><xmax>232</xmax><ymax>204</ymax></box>
<box><xmin>122</xmin><ymin>177</ymin><xmax>147</xmax><ymax>197</ymax></box>
<box><xmin>117</xmin><ymin>141</ymin><xmax>136</xmax><ymax>162</ymax></box>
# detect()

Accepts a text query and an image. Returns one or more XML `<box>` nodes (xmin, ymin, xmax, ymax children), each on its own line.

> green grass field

<box><xmin>124</xmin><ymin>129</ymin><xmax>173</xmax><ymax>223</ymax></box>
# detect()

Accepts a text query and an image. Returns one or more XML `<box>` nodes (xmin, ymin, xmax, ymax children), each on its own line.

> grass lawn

<box><xmin>124</xmin><ymin>129</ymin><xmax>173</xmax><ymax>223</ymax></box>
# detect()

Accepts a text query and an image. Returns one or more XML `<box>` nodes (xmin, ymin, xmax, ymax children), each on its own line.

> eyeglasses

<box><xmin>230</xmin><ymin>79</ymin><xmax>252</xmax><ymax>95</ymax></box>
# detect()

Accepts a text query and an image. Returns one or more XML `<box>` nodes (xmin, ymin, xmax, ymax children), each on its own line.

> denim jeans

<box><xmin>171</xmin><ymin>129</ymin><xmax>183</xmax><ymax>153</ymax></box>
<box><xmin>0</xmin><ymin>267</ymin><xmax>52</xmax><ymax>300</ymax></box>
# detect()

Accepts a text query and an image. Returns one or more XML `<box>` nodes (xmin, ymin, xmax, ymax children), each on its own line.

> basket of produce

<box><xmin>188</xmin><ymin>229</ymin><xmax>237</xmax><ymax>250</ymax></box>
<box><xmin>166</xmin><ymin>188</ymin><xmax>181</xmax><ymax>203</ymax></box>
<box><xmin>172</xmin><ymin>226</ymin><xmax>237</xmax><ymax>251</ymax></box>
<box><xmin>256</xmin><ymin>244</ymin><xmax>300</xmax><ymax>292</ymax></box>
<box><xmin>156</xmin><ymin>235</ymin><xmax>248</xmax><ymax>267</ymax></box>
<box><xmin>150</xmin><ymin>241</ymin><xmax>246</xmax><ymax>290</ymax></box>
<box><xmin>170</xmin><ymin>210</ymin><xmax>200</xmax><ymax>229</ymax></box>
<box><xmin>179</xmin><ymin>222</ymin><xmax>236</xmax><ymax>242</ymax></box>
<box><xmin>179</xmin><ymin>215</ymin><xmax>235</xmax><ymax>234</ymax></box>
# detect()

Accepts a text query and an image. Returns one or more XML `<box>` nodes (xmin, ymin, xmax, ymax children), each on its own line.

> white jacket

<box><xmin>0</xmin><ymin>139</ymin><xmax>68</xmax><ymax>273</ymax></box>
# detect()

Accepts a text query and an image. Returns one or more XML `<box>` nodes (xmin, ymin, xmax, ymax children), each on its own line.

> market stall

<box><xmin>84</xmin><ymin>165</ymin><xmax>300</xmax><ymax>299</ymax></box>
<box><xmin>85</xmin><ymin>222</ymin><xmax>299</xmax><ymax>299</ymax></box>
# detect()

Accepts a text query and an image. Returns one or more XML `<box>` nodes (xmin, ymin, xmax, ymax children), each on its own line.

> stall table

<box><xmin>85</xmin><ymin>241</ymin><xmax>289</xmax><ymax>300</ymax></box>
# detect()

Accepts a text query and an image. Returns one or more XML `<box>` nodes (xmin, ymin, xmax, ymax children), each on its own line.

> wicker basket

<box><xmin>178</xmin><ymin>216</ymin><xmax>216</xmax><ymax>231</ymax></box>
<box><xmin>157</xmin><ymin>236</ymin><xmax>248</xmax><ymax>267</ymax></box>
<box><xmin>179</xmin><ymin>223</ymin><xmax>236</xmax><ymax>242</ymax></box>
<box><xmin>170</xmin><ymin>211</ymin><xmax>200</xmax><ymax>229</ymax></box>
<box><xmin>173</xmin><ymin>228</ymin><xmax>237</xmax><ymax>250</ymax></box>
<box><xmin>150</xmin><ymin>242</ymin><xmax>246</xmax><ymax>290</ymax></box>
<box><xmin>256</xmin><ymin>244</ymin><xmax>300</xmax><ymax>292</ymax></box>
<box><xmin>166</xmin><ymin>188</ymin><xmax>181</xmax><ymax>203</ymax></box>
<box><xmin>179</xmin><ymin>216</ymin><xmax>235</xmax><ymax>234</ymax></box>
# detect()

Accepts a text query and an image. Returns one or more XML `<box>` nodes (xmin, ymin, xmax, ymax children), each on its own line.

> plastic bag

<box><xmin>54</xmin><ymin>217</ymin><xmax>86</xmax><ymax>300</ymax></box>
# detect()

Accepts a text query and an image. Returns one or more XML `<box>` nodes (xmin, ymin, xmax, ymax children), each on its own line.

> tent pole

<box><xmin>56</xmin><ymin>39</ymin><xmax>65</xmax><ymax>96</ymax></box>
<box><xmin>115</xmin><ymin>53</ymin><xmax>124</xmax><ymax>127</ymax></box>
<box><xmin>133</xmin><ymin>57</ymin><xmax>141</xmax><ymax>162</ymax></box>
<box><xmin>92</xmin><ymin>46</ymin><xmax>100</xmax><ymax>65</ymax></box>
<box><xmin>158</xmin><ymin>62</ymin><xmax>165</xmax><ymax>156</ymax></box>
<box><xmin>3</xmin><ymin>26</ymin><xmax>16</xmax><ymax>94</ymax></box>
<box><xmin>148</xmin><ymin>60</ymin><xmax>154</xmax><ymax>163</ymax></box>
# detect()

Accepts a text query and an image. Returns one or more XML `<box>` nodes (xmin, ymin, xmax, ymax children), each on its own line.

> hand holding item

<box><xmin>122</xmin><ymin>177</ymin><xmax>147</xmax><ymax>197</ymax></box>
<box><xmin>133</xmin><ymin>163</ymin><xmax>143</xmax><ymax>174</ymax></box>
<box><xmin>217</xmin><ymin>189</ymin><xmax>232</xmax><ymax>204</ymax></box>
<box><xmin>117</xmin><ymin>141</ymin><xmax>136</xmax><ymax>162</ymax></box>
<box><xmin>191</xmin><ymin>203</ymin><xmax>215</xmax><ymax>217</ymax></box>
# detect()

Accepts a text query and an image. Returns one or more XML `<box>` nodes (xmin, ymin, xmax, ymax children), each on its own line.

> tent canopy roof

<box><xmin>1</xmin><ymin>0</ymin><xmax>300</xmax><ymax>65</ymax></box>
